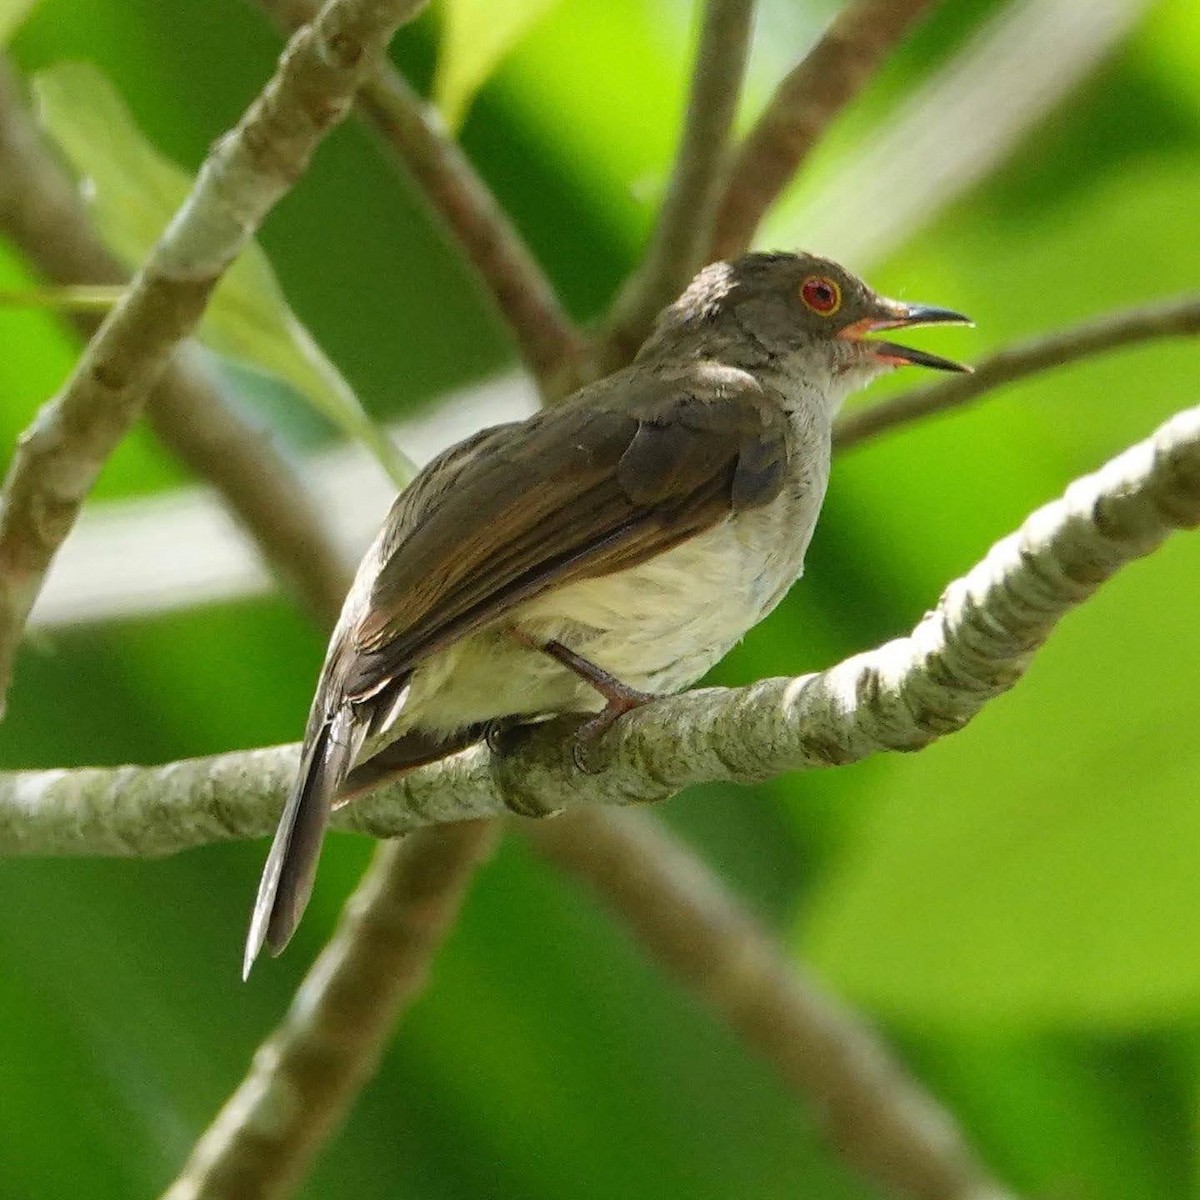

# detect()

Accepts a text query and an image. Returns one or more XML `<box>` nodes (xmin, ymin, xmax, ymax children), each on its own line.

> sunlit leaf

<box><xmin>0</xmin><ymin>0</ymin><xmax>40</xmax><ymax>43</ymax></box>
<box><xmin>31</xmin><ymin>62</ymin><xmax>412</xmax><ymax>486</ymax></box>
<box><xmin>433</xmin><ymin>0</ymin><xmax>561</xmax><ymax>130</ymax></box>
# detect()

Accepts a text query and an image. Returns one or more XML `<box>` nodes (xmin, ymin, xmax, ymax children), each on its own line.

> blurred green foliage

<box><xmin>1</xmin><ymin>0</ymin><xmax>1199</xmax><ymax>1197</ymax></box>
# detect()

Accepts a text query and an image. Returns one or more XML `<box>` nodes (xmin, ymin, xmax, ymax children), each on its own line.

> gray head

<box><xmin>639</xmin><ymin>251</ymin><xmax>971</xmax><ymax>400</ymax></box>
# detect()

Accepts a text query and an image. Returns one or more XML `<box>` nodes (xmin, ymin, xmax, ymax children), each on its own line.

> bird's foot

<box><xmin>534</xmin><ymin>639</ymin><xmax>657</xmax><ymax>773</ymax></box>
<box><xmin>571</xmin><ymin>683</ymin><xmax>656</xmax><ymax>773</ymax></box>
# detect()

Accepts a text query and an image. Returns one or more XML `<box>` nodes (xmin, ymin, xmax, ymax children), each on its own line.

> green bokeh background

<box><xmin>2</xmin><ymin>0</ymin><xmax>1200</xmax><ymax>1196</ymax></box>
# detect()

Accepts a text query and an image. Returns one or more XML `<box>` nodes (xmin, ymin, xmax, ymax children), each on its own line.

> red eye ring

<box><xmin>800</xmin><ymin>275</ymin><xmax>842</xmax><ymax>316</ymax></box>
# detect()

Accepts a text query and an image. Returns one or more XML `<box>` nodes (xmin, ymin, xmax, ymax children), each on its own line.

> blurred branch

<box><xmin>599</xmin><ymin>0</ymin><xmax>756</xmax><ymax>370</ymax></box>
<box><xmin>0</xmin><ymin>54</ymin><xmax>352</xmax><ymax>627</ymax></box>
<box><xmin>6</xmin><ymin>397</ymin><xmax>1199</xmax><ymax>854</ymax></box>
<box><xmin>161</xmin><ymin>821</ymin><xmax>497</xmax><ymax>1200</ymax></box>
<box><xmin>525</xmin><ymin>808</ymin><xmax>1012</xmax><ymax>1200</ymax></box>
<box><xmin>256</xmin><ymin>0</ymin><xmax>587</xmax><ymax>400</ymax></box>
<box><xmin>835</xmin><ymin>294</ymin><xmax>1200</xmax><ymax>451</ymax></box>
<box><xmin>0</xmin><ymin>0</ymin><xmax>430</xmax><ymax>714</ymax></box>
<box><xmin>784</xmin><ymin>0</ymin><xmax>1148</xmax><ymax>268</ymax></box>
<box><xmin>708</xmin><ymin>0</ymin><xmax>938</xmax><ymax>261</ymax></box>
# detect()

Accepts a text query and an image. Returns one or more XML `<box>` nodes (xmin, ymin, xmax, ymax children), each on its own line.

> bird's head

<box><xmin>647</xmin><ymin>251</ymin><xmax>971</xmax><ymax>403</ymax></box>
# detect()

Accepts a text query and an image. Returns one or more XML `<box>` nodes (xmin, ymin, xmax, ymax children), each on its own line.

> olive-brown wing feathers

<box><xmin>345</xmin><ymin>373</ymin><xmax>789</xmax><ymax>698</ymax></box>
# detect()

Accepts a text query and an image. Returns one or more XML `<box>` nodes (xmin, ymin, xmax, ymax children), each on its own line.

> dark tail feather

<box><xmin>338</xmin><ymin>722</ymin><xmax>488</xmax><ymax>803</ymax></box>
<box><xmin>243</xmin><ymin>708</ymin><xmax>360</xmax><ymax>979</ymax></box>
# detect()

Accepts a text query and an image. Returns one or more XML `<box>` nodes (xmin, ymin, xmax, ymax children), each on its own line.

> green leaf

<box><xmin>433</xmin><ymin>0</ymin><xmax>561</xmax><ymax>130</ymax></box>
<box><xmin>31</xmin><ymin>62</ymin><xmax>412</xmax><ymax>486</ymax></box>
<box><xmin>0</xmin><ymin>0</ymin><xmax>40</xmax><ymax>43</ymax></box>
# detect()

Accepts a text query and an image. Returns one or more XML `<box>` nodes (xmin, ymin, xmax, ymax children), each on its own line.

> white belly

<box><xmin>398</xmin><ymin>475</ymin><xmax>826</xmax><ymax>737</ymax></box>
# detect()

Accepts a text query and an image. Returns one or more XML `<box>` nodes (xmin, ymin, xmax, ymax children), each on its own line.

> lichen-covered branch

<box><xmin>256</xmin><ymin>0</ymin><xmax>587</xmax><ymax>400</ymax></box>
<box><xmin>0</xmin><ymin>55</ymin><xmax>352</xmax><ymax>627</ymax></box>
<box><xmin>4</xmin><ymin>399</ymin><xmax>1198</xmax><ymax>856</ymax></box>
<box><xmin>160</xmin><ymin>821</ymin><xmax>497</xmax><ymax>1200</ymax></box>
<box><xmin>709</xmin><ymin>0</ymin><xmax>938</xmax><ymax>261</ymax></box>
<box><xmin>525</xmin><ymin>808</ymin><xmax>1012</xmax><ymax>1200</ymax></box>
<box><xmin>834</xmin><ymin>293</ymin><xmax>1200</xmax><ymax>451</ymax></box>
<box><xmin>599</xmin><ymin>0</ymin><xmax>756</xmax><ymax>370</ymax></box>
<box><xmin>0</xmin><ymin>0</ymin><xmax>430</xmax><ymax>712</ymax></box>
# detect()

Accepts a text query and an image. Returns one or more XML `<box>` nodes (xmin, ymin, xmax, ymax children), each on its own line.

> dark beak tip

<box><xmin>900</xmin><ymin>304</ymin><xmax>973</xmax><ymax>328</ymax></box>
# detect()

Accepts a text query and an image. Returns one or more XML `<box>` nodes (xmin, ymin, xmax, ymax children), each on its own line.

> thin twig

<box><xmin>257</xmin><ymin>0</ymin><xmax>587</xmax><ymax>400</ymax></box>
<box><xmin>0</xmin><ymin>283</ymin><xmax>124</xmax><ymax>310</ymax></box>
<box><xmin>5</xmin><ymin>396</ymin><xmax>1199</xmax><ymax>854</ymax></box>
<box><xmin>834</xmin><ymin>294</ymin><xmax>1200</xmax><ymax>451</ymax></box>
<box><xmin>709</xmin><ymin>0</ymin><xmax>938</xmax><ymax>261</ymax></box>
<box><xmin>161</xmin><ymin>821</ymin><xmax>498</xmax><ymax>1200</ymax></box>
<box><xmin>0</xmin><ymin>0</ymin><xmax>430</xmax><ymax>714</ymax></box>
<box><xmin>525</xmin><ymin>808</ymin><xmax>1012</xmax><ymax>1200</ymax></box>
<box><xmin>0</xmin><ymin>55</ymin><xmax>352</xmax><ymax>625</ymax></box>
<box><xmin>599</xmin><ymin>0</ymin><xmax>756</xmax><ymax>369</ymax></box>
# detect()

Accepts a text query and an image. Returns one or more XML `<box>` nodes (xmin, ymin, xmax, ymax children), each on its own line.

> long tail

<box><xmin>243</xmin><ymin>706</ymin><xmax>362</xmax><ymax>979</ymax></box>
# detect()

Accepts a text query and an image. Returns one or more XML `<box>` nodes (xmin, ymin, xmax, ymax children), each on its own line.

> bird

<box><xmin>243</xmin><ymin>250</ymin><xmax>969</xmax><ymax>977</ymax></box>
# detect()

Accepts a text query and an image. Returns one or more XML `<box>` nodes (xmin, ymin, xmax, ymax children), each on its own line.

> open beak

<box><xmin>839</xmin><ymin>300</ymin><xmax>973</xmax><ymax>373</ymax></box>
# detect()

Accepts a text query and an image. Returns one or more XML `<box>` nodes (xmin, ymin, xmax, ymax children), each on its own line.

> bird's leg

<box><xmin>538</xmin><ymin>638</ymin><xmax>657</xmax><ymax>771</ymax></box>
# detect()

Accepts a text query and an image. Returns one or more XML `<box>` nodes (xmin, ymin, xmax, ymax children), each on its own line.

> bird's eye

<box><xmin>800</xmin><ymin>275</ymin><xmax>841</xmax><ymax>316</ymax></box>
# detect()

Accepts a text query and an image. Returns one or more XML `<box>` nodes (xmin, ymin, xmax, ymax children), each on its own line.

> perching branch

<box><xmin>256</xmin><ymin>0</ymin><xmax>587</xmax><ymax>400</ymax></box>
<box><xmin>0</xmin><ymin>54</ymin><xmax>352</xmax><ymax>627</ymax></box>
<box><xmin>709</xmin><ymin>0</ymin><xmax>938</xmax><ymax>261</ymax></box>
<box><xmin>0</xmin><ymin>0</ymin><xmax>430</xmax><ymax>713</ymax></box>
<box><xmin>525</xmin><ymin>808</ymin><xmax>1012</xmax><ymax>1200</ymax></box>
<box><xmin>599</xmin><ymin>0</ymin><xmax>756</xmax><ymax>370</ymax></box>
<box><xmin>160</xmin><ymin>821</ymin><xmax>498</xmax><ymax>1200</ymax></box>
<box><xmin>834</xmin><ymin>293</ymin><xmax>1200</xmax><ymax>451</ymax></box>
<box><xmin>4</xmin><ymin>398</ymin><xmax>1198</xmax><ymax>856</ymax></box>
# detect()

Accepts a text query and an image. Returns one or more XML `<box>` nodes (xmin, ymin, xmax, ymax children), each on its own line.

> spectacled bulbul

<box><xmin>244</xmin><ymin>251</ymin><xmax>970</xmax><ymax>977</ymax></box>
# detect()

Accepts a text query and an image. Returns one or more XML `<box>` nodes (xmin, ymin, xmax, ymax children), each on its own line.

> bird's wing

<box><xmin>337</xmin><ymin>367</ymin><xmax>791</xmax><ymax>702</ymax></box>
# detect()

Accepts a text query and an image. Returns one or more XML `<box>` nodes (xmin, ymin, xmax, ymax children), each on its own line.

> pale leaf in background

<box><xmin>31</xmin><ymin>62</ymin><xmax>412</xmax><ymax>486</ymax></box>
<box><xmin>433</xmin><ymin>0</ymin><xmax>561</xmax><ymax>130</ymax></box>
